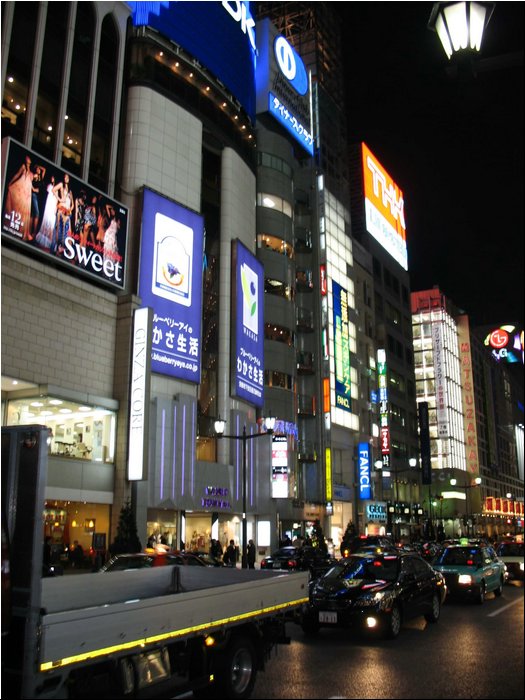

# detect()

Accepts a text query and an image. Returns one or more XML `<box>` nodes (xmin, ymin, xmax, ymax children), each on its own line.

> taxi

<box><xmin>432</xmin><ymin>539</ymin><xmax>507</xmax><ymax>604</ymax></box>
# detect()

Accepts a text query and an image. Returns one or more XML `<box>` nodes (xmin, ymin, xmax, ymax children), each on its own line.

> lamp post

<box><xmin>428</xmin><ymin>2</ymin><xmax>495</xmax><ymax>61</ymax></box>
<box><xmin>214</xmin><ymin>415</ymin><xmax>275</xmax><ymax>568</ymax></box>
<box><xmin>506</xmin><ymin>492</ymin><xmax>517</xmax><ymax>536</ymax></box>
<box><xmin>450</xmin><ymin>476</ymin><xmax>482</xmax><ymax>537</ymax></box>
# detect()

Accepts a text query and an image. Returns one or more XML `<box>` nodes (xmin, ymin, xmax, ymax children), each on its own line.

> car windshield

<box><xmin>324</xmin><ymin>555</ymin><xmax>399</xmax><ymax>583</ymax></box>
<box><xmin>435</xmin><ymin>547</ymin><xmax>482</xmax><ymax>566</ymax></box>
<box><xmin>497</xmin><ymin>543</ymin><xmax>524</xmax><ymax>557</ymax></box>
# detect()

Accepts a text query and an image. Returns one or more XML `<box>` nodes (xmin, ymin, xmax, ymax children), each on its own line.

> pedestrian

<box><xmin>247</xmin><ymin>539</ymin><xmax>256</xmax><ymax>569</ymax></box>
<box><xmin>224</xmin><ymin>539</ymin><xmax>237</xmax><ymax>567</ymax></box>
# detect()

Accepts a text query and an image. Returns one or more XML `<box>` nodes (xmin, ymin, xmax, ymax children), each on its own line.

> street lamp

<box><xmin>214</xmin><ymin>414</ymin><xmax>275</xmax><ymax>568</ymax></box>
<box><xmin>428</xmin><ymin>2</ymin><xmax>495</xmax><ymax>60</ymax></box>
<box><xmin>450</xmin><ymin>476</ymin><xmax>482</xmax><ymax>537</ymax></box>
<box><xmin>506</xmin><ymin>492</ymin><xmax>517</xmax><ymax>536</ymax></box>
<box><xmin>391</xmin><ymin>458</ymin><xmax>420</xmax><ymax>542</ymax></box>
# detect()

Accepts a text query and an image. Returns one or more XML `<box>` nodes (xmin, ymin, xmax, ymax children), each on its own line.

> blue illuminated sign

<box><xmin>139</xmin><ymin>189</ymin><xmax>204</xmax><ymax>383</ymax></box>
<box><xmin>358</xmin><ymin>442</ymin><xmax>372</xmax><ymax>501</ymax></box>
<box><xmin>256</xmin><ymin>18</ymin><xmax>313</xmax><ymax>155</ymax></box>
<box><xmin>232</xmin><ymin>240</ymin><xmax>264</xmax><ymax>406</ymax></box>
<box><xmin>128</xmin><ymin>1</ymin><xmax>257</xmax><ymax>121</ymax></box>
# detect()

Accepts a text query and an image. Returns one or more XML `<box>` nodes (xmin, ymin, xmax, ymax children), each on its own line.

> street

<box><xmin>248</xmin><ymin>582</ymin><xmax>524</xmax><ymax>699</ymax></box>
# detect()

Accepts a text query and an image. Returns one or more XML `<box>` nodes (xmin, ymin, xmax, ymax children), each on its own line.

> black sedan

<box><xmin>300</xmin><ymin>550</ymin><xmax>447</xmax><ymax>639</ymax></box>
<box><xmin>260</xmin><ymin>546</ymin><xmax>335</xmax><ymax>578</ymax></box>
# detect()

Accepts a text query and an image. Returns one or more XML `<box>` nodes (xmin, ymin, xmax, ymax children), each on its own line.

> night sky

<box><xmin>337</xmin><ymin>2</ymin><xmax>524</xmax><ymax>328</ymax></box>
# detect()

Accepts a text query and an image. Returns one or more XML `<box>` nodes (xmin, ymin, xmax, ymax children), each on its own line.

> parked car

<box><xmin>495</xmin><ymin>540</ymin><xmax>524</xmax><ymax>582</ymax></box>
<box><xmin>300</xmin><ymin>550</ymin><xmax>446</xmax><ymax>639</ymax></box>
<box><xmin>341</xmin><ymin>535</ymin><xmax>395</xmax><ymax>557</ymax></box>
<box><xmin>260</xmin><ymin>546</ymin><xmax>335</xmax><ymax>578</ymax></box>
<box><xmin>99</xmin><ymin>550</ymin><xmax>213</xmax><ymax>572</ymax></box>
<box><xmin>432</xmin><ymin>542</ymin><xmax>507</xmax><ymax>603</ymax></box>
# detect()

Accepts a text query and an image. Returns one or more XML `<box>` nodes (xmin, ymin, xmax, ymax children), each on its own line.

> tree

<box><xmin>342</xmin><ymin>520</ymin><xmax>356</xmax><ymax>544</ymax></box>
<box><xmin>109</xmin><ymin>500</ymin><xmax>142</xmax><ymax>555</ymax></box>
<box><xmin>310</xmin><ymin>518</ymin><xmax>328</xmax><ymax>554</ymax></box>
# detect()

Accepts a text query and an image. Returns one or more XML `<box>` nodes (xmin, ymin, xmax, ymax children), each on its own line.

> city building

<box><xmin>411</xmin><ymin>288</ymin><xmax>523</xmax><ymax>538</ymax></box>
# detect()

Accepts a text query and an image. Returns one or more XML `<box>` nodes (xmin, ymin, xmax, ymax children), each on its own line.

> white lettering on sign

<box><xmin>366</xmin><ymin>156</ymin><xmax>405</xmax><ymax>229</ymax></box>
<box><xmin>222</xmin><ymin>1</ymin><xmax>256</xmax><ymax>51</ymax></box>
<box><xmin>63</xmin><ymin>235</ymin><xmax>124</xmax><ymax>283</ymax></box>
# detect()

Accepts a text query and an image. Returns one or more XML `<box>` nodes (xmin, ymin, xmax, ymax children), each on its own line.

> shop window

<box><xmin>6</xmin><ymin>395</ymin><xmax>116</xmax><ymax>463</ymax></box>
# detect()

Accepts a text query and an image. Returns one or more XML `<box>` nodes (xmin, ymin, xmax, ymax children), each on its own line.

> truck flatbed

<box><xmin>40</xmin><ymin>566</ymin><xmax>309</xmax><ymax>672</ymax></box>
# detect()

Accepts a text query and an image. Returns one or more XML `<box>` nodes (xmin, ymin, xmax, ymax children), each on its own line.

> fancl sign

<box><xmin>256</xmin><ymin>18</ymin><xmax>313</xmax><ymax>155</ymax></box>
<box><xmin>358</xmin><ymin>442</ymin><xmax>372</xmax><ymax>500</ymax></box>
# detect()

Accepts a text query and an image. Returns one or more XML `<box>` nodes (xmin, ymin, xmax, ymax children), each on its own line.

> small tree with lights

<box><xmin>109</xmin><ymin>500</ymin><xmax>142</xmax><ymax>555</ymax></box>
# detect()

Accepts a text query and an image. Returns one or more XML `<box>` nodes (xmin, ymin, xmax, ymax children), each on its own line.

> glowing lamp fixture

<box><xmin>428</xmin><ymin>2</ymin><xmax>494</xmax><ymax>59</ymax></box>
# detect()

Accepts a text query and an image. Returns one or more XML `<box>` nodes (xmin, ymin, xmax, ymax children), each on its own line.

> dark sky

<box><xmin>337</xmin><ymin>2</ymin><xmax>524</xmax><ymax>328</ymax></box>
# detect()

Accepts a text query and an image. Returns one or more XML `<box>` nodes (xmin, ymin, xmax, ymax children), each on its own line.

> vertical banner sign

<box><xmin>418</xmin><ymin>401</ymin><xmax>432</xmax><ymax>486</ymax></box>
<box><xmin>139</xmin><ymin>188</ymin><xmax>204</xmax><ymax>383</ymax></box>
<box><xmin>128</xmin><ymin>307</ymin><xmax>152</xmax><ymax>481</ymax></box>
<box><xmin>231</xmin><ymin>240</ymin><xmax>264</xmax><ymax>406</ymax></box>
<box><xmin>358</xmin><ymin>442</ymin><xmax>372</xmax><ymax>500</ymax></box>
<box><xmin>271</xmin><ymin>435</ymin><xmax>288</xmax><ymax>498</ymax></box>
<box><xmin>432</xmin><ymin>321</ymin><xmax>449</xmax><ymax>438</ymax></box>
<box><xmin>325</xmin><ymin>448</ymin><xmax>333</xmax><ymax>502</ymax></box>
<box><xmin>457</xmin><ymin>315</ymin><xmax>481</xmax><ymax>478</ymax></box>
<box><xmin>332</xmin><ymin>281</ymin><xmax>352</xmax><ymax>412</ymax></box>
<box><xmin>377</xmin><ymin>349</ymin><xmax>390</xmax><ymax>459</ymax></box>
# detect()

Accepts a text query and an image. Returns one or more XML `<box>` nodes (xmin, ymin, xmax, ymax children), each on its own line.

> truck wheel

<box><xmin>215</xmin><ymin>635</ymin><xmax>257</xmax><ymax>699</ymax></box>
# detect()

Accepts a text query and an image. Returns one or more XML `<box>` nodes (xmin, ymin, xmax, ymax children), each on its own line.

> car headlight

<box><xmin>520</xmin><ymin>562</ymin><xmax>524</xmax><ymax>572</ymax></box>
<box><xmin>458</xmin><ymin>574</ymin><xmax>473</xmax><ymax>585</ymax></box>
<box><xmin>357</xmin><ymin>590</ymin><xmax>392</xmax><ymax>609</ymax></box>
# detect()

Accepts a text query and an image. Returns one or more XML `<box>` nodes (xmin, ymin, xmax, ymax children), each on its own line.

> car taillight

<box><xmin>288</xmin><ymin>560</ymin><xmax>297</xmax><ymax>568</ymax></box>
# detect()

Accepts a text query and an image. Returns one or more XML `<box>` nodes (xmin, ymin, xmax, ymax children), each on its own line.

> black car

<box><xmin>260</xmin><ymin>546</ymin><xmax>335</xmax><ymax>578</ymax></box>
<box><xmin>341</xmin><ymin>535</ymin><xmax>395</xmax><ymax>557</ymax></box>
<box><xmin>300</xmin><ymin>550</ymin><xmax>447</xmax><ymax>639</ymax></box>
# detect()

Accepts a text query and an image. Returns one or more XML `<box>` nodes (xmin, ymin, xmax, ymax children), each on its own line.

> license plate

<box><xmin>319</xmin><ymin>611</ymin><xmax>337</xmax><ymax>624</ymax></box>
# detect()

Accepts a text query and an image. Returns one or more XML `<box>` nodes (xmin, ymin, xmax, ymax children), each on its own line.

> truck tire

<box><xmin>214</xmin><ymin>635</ymin><xmax>257</xmax><ymax>699</ymax></box>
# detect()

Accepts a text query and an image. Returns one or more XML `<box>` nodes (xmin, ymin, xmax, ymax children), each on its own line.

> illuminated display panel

<box><xmin>271</xmin><ymin>435</ymin><xmax>288</xmax><ymax>498</ymax></box>
<box><xmin>361</xmin><ymin>142</ymin><xmax>407</xmax><ymax>270</ymax></box>
<box><xmin>231</xmin><ymin>240</ymin><xmax>264</xmax><ymax>407</ymax></box>
<box><xmin>138</xmin><ymin>188</ymin><xmax>204</xmax><ymax>383</ymax></box>
<box><xmin>128</xmin><ymin>0</ymin><xmax>257</xmax><ymax>121</ymax></box>
<box><xmin>358</xmin><ymin>442</ymin><xmax>372</xmax><ymax>500</ymax></box>
<box><xmin>332</xmin><ymin>281</ymin><xmax>352</xmax><ymax>413</ymax></box>
<box><xmin>255</xmin><ymin>18</ymin><xmax>313</xmax><ymax>155</ymax></box>
<box><xmin>1</xmin><ymin>138</ymin><xmax>128</xmax><ymax>289</ymax></box>
<box><xmin>483</xmin><ymin>324</ymin><xmax>524</xmax><ymax>364</ymax></box>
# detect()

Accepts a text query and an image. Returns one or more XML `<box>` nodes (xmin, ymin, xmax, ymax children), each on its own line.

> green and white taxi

<box><xmin>432</xmin><ymin>540</ymin><xmax>507</xmax><ymax>604</ymax></box>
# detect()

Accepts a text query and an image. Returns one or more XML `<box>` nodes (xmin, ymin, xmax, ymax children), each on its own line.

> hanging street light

<box><xmin>428</xmin><ymin>2</ymin><xmax>495</xmax><ymax>60</ymax></box>
<box><xmin>214</xmin><ymin>414</ymin><xmax>275</xmax><ymax>568</ymax></box>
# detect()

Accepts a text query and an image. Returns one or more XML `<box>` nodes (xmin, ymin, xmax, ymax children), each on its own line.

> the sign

<box><xmin>432</xmin><ymin>321</ymin><xmax>449</xmax><ymax>438</ymax></box>
<box><xmin>358</xmin><ymin>442</ymin><xmax>372</xmax><ymax>500</ymax></box>
<box><xmin>483</xmin><ymin>324</ymin><xmax>524</xmax><ymax>364</ymax></box>
<box><xmin>1</xmin><ymin>138</ymin><xmax>128</xmax><ymax>289</ymax></box>
<box><xmin>361</xmin><ymin>142</ymin><xmax>407</xmax><ymax>270</ymax></box>
<box><xmin>255</xmin><ymin>18</ymin><xmax>313</xmax><ymax>155</ymax></box>
<box><xmin>127</xmin><ymin>307</ymin><xmax>152</xmax><ymax>481</ymax></box>
<box><xmin>366</xmin><ymin>503</ymin><xmax>387</xmax><ymax>521</ymax></box>
<box><xmin>128</xmin><ymin>1</ymin><xmax>257</xmax><ymax>121</ymax></box>
<box><xmin>231</xmin><ymin>240</ymin><xmax>264</xmax><ymax>406</ymax></box>
<box><xmin>138</xmin><ymin>188</ymin><xmax>204</xmax><ymax>383</ymax></box>
<box><xmin>418</xmin><ymin>401</ymin><xmax>432</xmax><ymax>485</ymax></box>
<box><xmin>457</xmin><ymin>315</ymin><xmax>480</xmax><ymax>477</ymax></box>
<box><xmin>271</xmin><ymin>435</ymin><xmax>288</xmax><ymax>499</ymax></box>
<box><xmin>332</xmin><ymin>281</ymin><xmax>352</xmax><ymax>413</ymax></box>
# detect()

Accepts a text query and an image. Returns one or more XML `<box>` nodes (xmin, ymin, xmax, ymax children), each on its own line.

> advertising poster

<box><xmin>139</xmin><ymin>188</ymin><xmax>204</xmax><ymax>383</ymax></box>
<box><xmin>232</xmin><ymin>239</ymin><xmax>264</xmax><ymax>406</ymax></box>
<box><xmin>332</xmin><ymin>280</ymin><xmax>352</xmax><ymax>412</ymax></box>
<box><xmin>1</xmin><ymin>138</ymin><xmax>128</xmax><ymax>289</ymax></box>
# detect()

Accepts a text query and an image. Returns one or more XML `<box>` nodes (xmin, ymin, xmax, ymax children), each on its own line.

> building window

<box><xmin>265</xmin><ymin>323</ymin><xmax>294</xmax><ymax>346</ymax></box>
<box><xmin>6</xmin><ymin>395</ymin><xmax>117</xmax><ymax>463</ymax></box>
<box><xmin>258</xmin><ymin>233</ymin><xmax>294</xmax><ymax>258</ymax></box>
<box><xmin>265</xmin><ymin>277</ymin><xmax>294</xmax><ymax>301</ymax></box>
<box><xmin>257</xmin><ymin>192</ymin><xmax>293</xmax><ymax>219</ymax></box>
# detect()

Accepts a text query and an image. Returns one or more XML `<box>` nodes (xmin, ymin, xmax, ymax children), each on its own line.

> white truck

<box><xmin>1</xmin><ymin>425</ymin><xmax>309</xmax><ymax>699</ymax></box>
